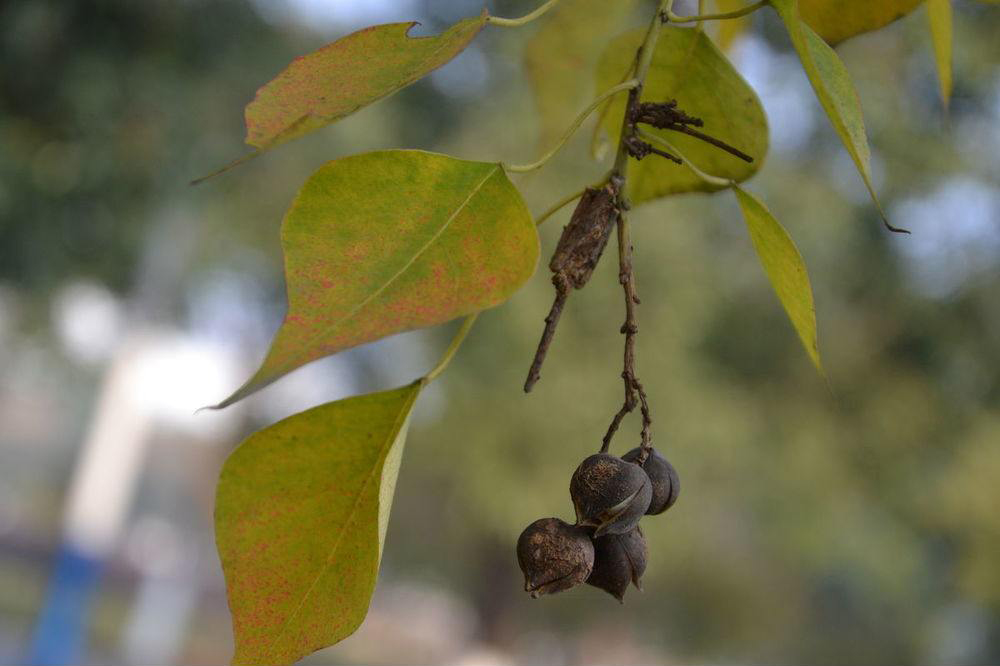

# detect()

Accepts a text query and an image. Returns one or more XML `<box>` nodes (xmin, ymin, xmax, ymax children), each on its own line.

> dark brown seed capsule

<box><xmin>570</xmin><ymin>453</ymin><xmax>651</xmax><ymax>536</ymax></box>
<box><xmin>587</xmin><ymin>527</ymin><xmax>648</xmax><ymax>603</ymax></box>
<box><xmin>516</xmin><ymin>518</ymin><xmax>595</xmax><ymax>598</ymax></box>
<box><xmin>622</xmin><ymin>447</ymin><xmax>680</xmax><ymax>515</ymax></box>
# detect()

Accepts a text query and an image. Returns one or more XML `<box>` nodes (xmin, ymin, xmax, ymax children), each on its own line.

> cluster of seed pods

<box><xmin>516</xmin><ymin>448</ymin><xmax>679</xmax><ymax>602</ymax></box>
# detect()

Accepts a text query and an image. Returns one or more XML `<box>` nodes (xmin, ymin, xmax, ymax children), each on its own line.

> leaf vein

<box><xmin>257</xmin><ymin>386</ymin><xmax>419</xmax><ymax>663</ymax></box>
<box><xmin>274</xmin><ymin>164</ymin><xmax>500</xmax><ymax>379</ymax></box>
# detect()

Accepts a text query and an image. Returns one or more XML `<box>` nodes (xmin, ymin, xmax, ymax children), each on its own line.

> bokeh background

<box><xmin>2</xmin><ymin>0</ymin><xmax>999</xmax><ymax>664</ymax></box>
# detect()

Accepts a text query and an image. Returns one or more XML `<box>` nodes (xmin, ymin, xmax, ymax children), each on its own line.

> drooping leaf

<box><xmin>733</xmin><ymin>186</ymin><xmax>822</xmax><ymax>374</ymax></box>
<box><xmin>215</xmin><ymin>150</ymin><xmax>537</xmax><ymax>408</ymax></box>
<box><xmin>798</xmin><ymin>0</ymin><xmax>922</xmax><ymax>45</ymax></box>
<box><xmin>713</xmin><ymin>0</ymin><xmax>754</xmax><ymax>51</ymax></box>
<box><xmin>926</xmin><ymin>0</ymin><xmax>954</xmax><ymax>109</ymax></box>
<box><xmin>524</xmin><ymin>0</ymin><xmax>638</xmax><ymax>148</ymax></box>
<box><xmin>770</xmin><ymin>1</ymin><xmax>902</xmax><ymax>232</ymax></box>
<box><xmin>595</xmin><ymin>26</ymin><xmax>768</xmax><ymax>202</ymax></box>
<box><xmin>216</xmin><ymin>382</ymin><xmax>422</xmax><ymax>665</ymax></box>
<box><xmin>244</xmin><ymin>14</ymin><xmax>487</xmax><ymax>151</ymax></box>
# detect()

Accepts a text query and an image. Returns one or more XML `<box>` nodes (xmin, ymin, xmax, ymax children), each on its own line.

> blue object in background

<box><xmin>25</xmin><ymin>545</ymin><xmax>103</xmax><ymax>666</ymax></box>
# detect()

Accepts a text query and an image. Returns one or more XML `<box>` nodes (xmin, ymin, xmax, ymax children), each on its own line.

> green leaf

<box><xmin>216</xmin><ymin>150</ymin><xmax>538</xmax><ymax>408</ymax></box>
<box><xmin>797</xmin><ymin>0</ymin><xmax>922</xmax><ymax>45</ymax></box>
<box><xmin>216</xmin><ymin>382</ymin><xmax>422</xmax><ymax>665</ymax></box>
<box><xmin>733</xmin><ymin>186</ymin><xmax>823</xmax><ymax>374</ymax></box>
<box><xmin>713</xmin><ymin>0</ymin><xmax>754</xmax><ymax>51</ymax></box>
<box><xmin>244</xmin><ymin>14</ymin><xmax>487</xmax><ymax>151</ymax></box>
<box><xmin>926</xmin><ymin>0</ymin><xmax>953</xmax><ymax>109</ymax></box>
<box><xmin>595</xmin><ymin>26</ymin><xmax>768</xmax><ymax>202</ymax></box>
<box><xmin>770</xmin><ymin>1</ymin><xmax>903</xmax><ymax>232</ymax></box>
<box><xmin>524</xmin><ymin>0</ymin><xmax>638</xmax><ymax>148</ymax></box>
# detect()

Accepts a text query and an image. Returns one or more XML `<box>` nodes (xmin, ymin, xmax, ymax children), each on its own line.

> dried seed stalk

<box><xmin>524</xmin><ymin>179</ymin><xmax>622</xmax><ymax>392</ymax></box>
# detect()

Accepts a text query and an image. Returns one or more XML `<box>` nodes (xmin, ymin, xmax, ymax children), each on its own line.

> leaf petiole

<box><xmin>487</xmin><ymin>0</ymin><xmax>560</xmax><ymax>28</ymax></box>
<box><xmin>190</xmin><ymin>150</ymin><xmax>261</xmax><ymax>186</ymax></box>
<box><xmin>665</xmin><ymin>0</ymin><xmax>768</xmax><ymax>24</ymax></box>
<box><xmin>534</xmin><ymin>189</ymin><xmax>586</xmax><ymax>228</ymax></box>
<box><xmin>505</xmin><ymin>79</ymin><xmax>639</xmax><ymax>174</ymax></box>
<box><xmin>636</xmin><ymin>129</ymin><xmax>734</xmax><ymax>188</ymax></box>
<box><xmin>423</xmin><ymin>313</ymin><xmax>479</xmax><ymax>383</ymax></box>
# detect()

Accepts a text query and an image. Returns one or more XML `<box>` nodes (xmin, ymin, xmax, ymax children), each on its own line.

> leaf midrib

<box><xmin>249</xmin><ymin>18</ymin><xmax>484</xmax><ymax>149</ymax></box>
<box><xmin>252</xmin><ymin>386</ymin><xmax>420</xmax><ymax>665</ymax></box>
<box><xmin>273</xmin><ymin>164</ymin><xmax>500</xmax><ymax>381</ymax></box>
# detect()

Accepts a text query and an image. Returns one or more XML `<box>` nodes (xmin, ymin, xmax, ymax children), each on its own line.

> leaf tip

<box><xmin>190</xmin><ymin>151</ymin><xmax>261</xmax><ymax>186</ymax></box>
<box><xmin>808</xmin><ymin>345</ymin><xmax>826</xmax><ymax>379</ymax></box>
<box><xmin>882</xmin><ymin>217</ymin><xmax>911</xmax><ymax>235</ymax></box>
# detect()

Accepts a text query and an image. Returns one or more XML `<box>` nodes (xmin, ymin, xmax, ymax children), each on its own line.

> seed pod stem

<box><xmin>524</xmin><ymin>183</ymin><xmax>620</xmax><ymax>392</ymax></box>
<box><xmin>601</xmin><ymin>195</ymin><xmax>653</xmax><ymax>462</ymax></box>
<box><xmin>524</xmin><ymin>277</ymin><xmax>569</xmax><ymax>393</ymax></box>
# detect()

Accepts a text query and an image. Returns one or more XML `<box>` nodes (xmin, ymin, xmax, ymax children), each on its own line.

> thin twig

<box><xmin>600</xmin><ymin>208</ymin><xmax>652</xmax><ymax>462</ymax></box>
<box><xmin>524</xmin><ymin>278</ymin><xmax>570</xmax><ymax>392</ymax></box>
<box><xmin>669</xmin><ymin>124</ymin><xmax>754</xmax><ymax>163</ymax></box>
<box><xmin>637</xmin><ymin>129</ymin><xmax>734</xmax><ymax>188</ymax></box>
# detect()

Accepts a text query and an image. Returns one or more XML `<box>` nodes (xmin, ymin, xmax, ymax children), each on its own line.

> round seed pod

<box><xmin>516</xmin><ymin>518</ymin><xmax>595</xmax><ymax>598</ymax></box>
<box><xmin>623</xmin><ymin>447</ymin><xmax>680</xmax><ymax>515</ymax></box>
<box><xmin>586</xmin><ymin>527</ymin><xmax>648</xmax><ymax>603</ymax></box>
<box><xmin>570</xmin><ymin>453</ymin><xmax>652</xmax><ymax>536</ymax></box>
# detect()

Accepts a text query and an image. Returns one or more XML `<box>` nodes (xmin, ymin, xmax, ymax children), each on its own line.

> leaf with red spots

<box><xmin>244</xmin><ymin>13</ymin><xmax>487</xmax><ymax>151</ymax></box>
<box><xmin>216</xmin><ymin>382</ymin><xmax>422</xmax><ymax>665</ymax></box>
<box><xmin>214</xmin><ymin>150</ymin><xmax>538</xmax><ymax>408</ymax></box>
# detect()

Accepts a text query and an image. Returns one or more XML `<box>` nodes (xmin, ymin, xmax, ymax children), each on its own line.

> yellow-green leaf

<box><xmin>798</xmin><ymin>0</ymin><xmax>922</xmax><ymax>45</ymax></box>
<box><xmin>216</xmin><ymin>382</ymin><xmax>421</xmax><ymax>665</ymax></box>
<box><xmin>927</xmin><ymin>0</ymin><xmax>954</xmax><ymax>109</ymax></box>
<box><xmin>770</xmin><ymin>1</ymin><xmax>903</xmax><ymax>232</ymax></box>
<box><xmin>524</xmin><ymin>0</ymin><xmax>638</xmax><ymax>148</ymax></box>
<box><xmin>216</xmin><ymin>150</ymin><xmax>538</xmax><ymax>408</ymax></box>
<box><xmin>595</xmin><ymin>26</ymin><xmax>768</xmax><ymax>202</ymax></box>
<box><xmin>713</xmin><ymin>0</ymin><xmax>753</xmax><ymax>51</ymax></box>
<box><xmin>733</xmin><ymin>186</ymin><xmax>822</xmax><ymax>373</ymax></box>
<box><xmin>244</xmin><ymin>14</ymin><xmax>487</xmax><ymax>151</ymax></box>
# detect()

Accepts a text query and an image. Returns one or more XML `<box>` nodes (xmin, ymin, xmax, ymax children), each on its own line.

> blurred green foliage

<box><xmin>1</xmin><ymin>0</ymin><xmax>999</xmax><ymax>664</ymax></box>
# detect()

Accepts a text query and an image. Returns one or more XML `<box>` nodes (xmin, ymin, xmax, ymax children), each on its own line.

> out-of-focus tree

<box><xmin>1</xmin><ymin>1</ymin><xmax>999</xmax><ymax>665</ymax></box>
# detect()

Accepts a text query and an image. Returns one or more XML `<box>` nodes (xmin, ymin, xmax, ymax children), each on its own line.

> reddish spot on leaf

<box><xmin>244</xmin><ymin>14</ymin><xmax>488</xmax><ymax>151</ymax></box>
<box><xmin>216</xmin><ymin>384</ymin><xmax>420</xmax><ymax>664</ymax></box>
<box><xmin>215</xmin><ymin>150</ymin><xmax>538</xmax><ymax>408</ymax></box>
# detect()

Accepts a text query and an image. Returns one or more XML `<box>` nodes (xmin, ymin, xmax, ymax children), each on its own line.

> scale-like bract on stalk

<box><xmin>525</xmin><ymin>182</ymin><xmax>620</xmax><ymax>392</ymax></box>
